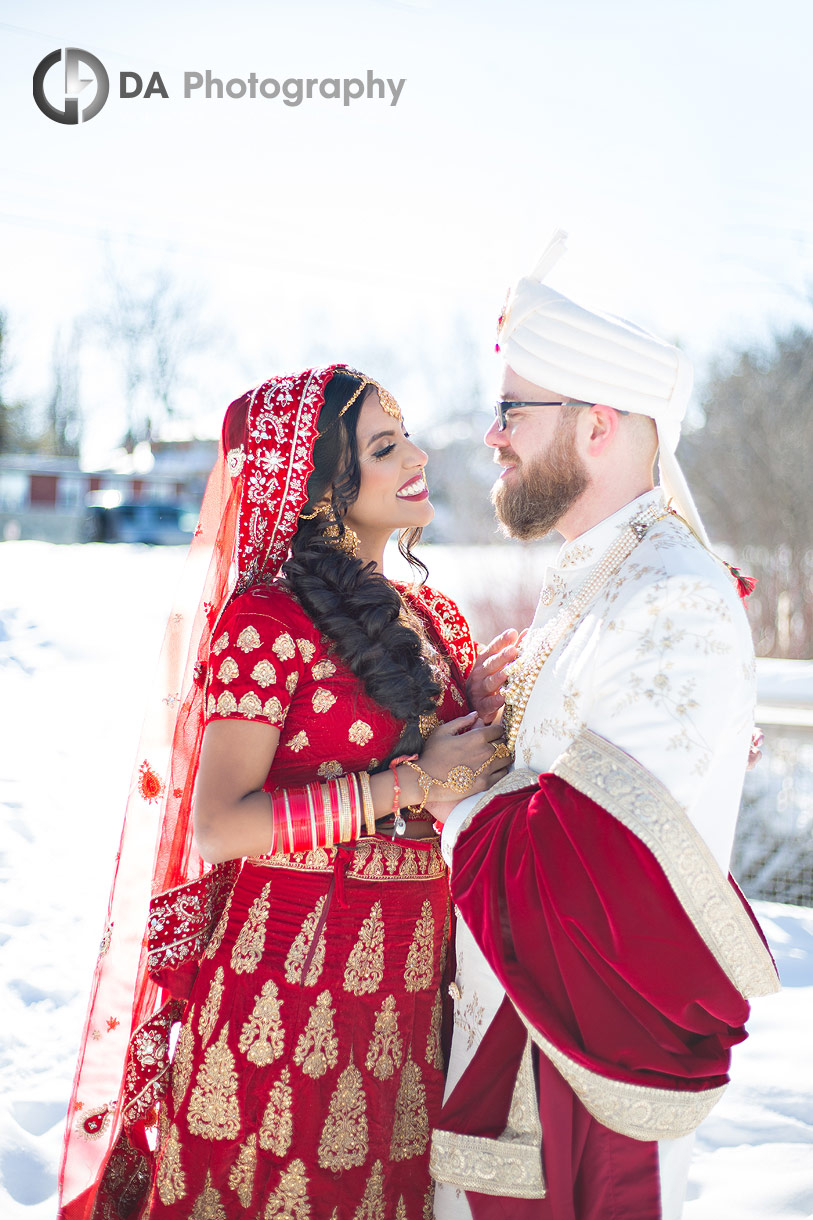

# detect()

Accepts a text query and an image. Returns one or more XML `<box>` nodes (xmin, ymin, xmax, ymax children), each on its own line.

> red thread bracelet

<box><xmin>389</xmin><ymin>754</ymin><xmax>418</xmax><ymax>834</ymax></box>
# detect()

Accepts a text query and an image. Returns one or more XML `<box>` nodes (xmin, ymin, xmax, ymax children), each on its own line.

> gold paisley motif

<box><xmin>312</xmin><ymin>687</ymin><xmax>337</xmax><ymax>714</ymax></box>
<box><xmin>237</xmin><ymin>691</ymin><xmax>263</xmax><ymax>719</ymax></box>
<box><xmin>228</xmin><ymin>1132</ymin><xmax>257</xmax><ymax>1208</ymax></box>
<box><xmin>343</xmin><ymin>902</ymin><xmax>385</xmax><ymax>994</ymax></box>
<box><xmin>198</xmin><ymin>966</ymin><xmax>225</xmax><ymax>1047</ymax></box>
<box><xmin>216</xmin><ymin>691</ymin><xmax>237</xmax><ymax>716</ymax></box>
<box><xmin>238</xmin><ymin>979</ymin><xmax>285</xmax><ymax>1066</ymax></box>
<box><xmin>404</xmin><ymin>899</ymin><xmax>435</xmax><ymax>991</ymax></box>
<box><xmin>156</xmin><ymin>1122</ymin><xmax>186</xmax><ymax>1205</ymax></box>
<box><xmin>364</xmin><ymin>994</ymin><xmax>403</xmax><ymax>1080</ymax></box>
<box><xmin>264</xmin><ymin>1158</ymin><xmax>310</xmax><ymax>1220</ymax></box>
<box><xmin>230</xmin><ymin>881</ymin><xmax>271</xmax><ymax>974</ymax></box>
<box><xmin>263</xmin><ymin>695</ymin><xmax>284</xmax><ymax>722</ymax></box>
<box><xmin>284</xmin><ymin>895</ymin><xmax>327</xmax><ymax>986</ymax></box>
<box><xmin>259</xmin><ymin>1067</ymin><xmax>293</xmax><ymax>1155</ymax></box>
<box><xmin>312</xmin><ymin>659</ymin><xmax>336</xmax><ymax>680</ymax></box>
<box><xmin>297</xmin><ymin>638</ymin><xmax>317</xmax><ymax>662</ymax></box>
<box><xmin>171</xmin><ymin>1006</ymin><xmax>196</xmax><ymax>1110</ymax></box>
<box><xmin>348</xmin><ymin>719</ymin><xmax>374</xmax><ymax>746</ymax></box>
<box><xmin>211</xmin><ymin>631</ymin><xmax>229</xmax><ymax>656</ymax></box>
<box><xmin>352</xmin><ymin>1159</ymin><xmax>385</xmax><ymax>1220</ymax></box>
<box><xmin>190</xmin><ymin>1169</ymin><xmax>227</xmax><ymax>1220</ymax></box>
<box><xmin>203</xmin><ymin>889</ymin><xmax>233</xmax><ymax>960</ymax></box>
<box><xmin>236</xmin><ymin>625</ymin><xmax>261</xmax><ymax>652</ymax></box>
<box><xmin>251</xmin><ymin>658</ymin><xmax>276</xmax><ymax>688</ymax></box>
<box><xmin>286</xmin><ymin>730</ymin><xmax>310</xmax><ymax>752</ymax></box>
<box><xmin>272</xmin><ymin>632</ymin><xmax>296</xmax><ymax>661</ymax></box>
<box><xmin>293</xmin><ymin>990</ymin><xmax>338</xmax><ymax>1078</ymax></box>
<box><xmin>390</xmin><ymin>1056</ymin><xmax>429</xmax><ymax>1161</ymax></box>
<box><xmin>317</xmin><ymin>760</ymin><xmax>344</xmax><ymax>780</ymax></box>
<box><xmin>187</xmin><ymin>1023</ymin><xmax>240</xmax><ymax>1142</ymax></box>
<box><xmin>317</xmin><ymin>1059</ymin><xmax>369</xmax><ymax>1172</ymax></box>
<box><xmin>217</xmin><ymin>656</ymin><xmax>239</xmax><ymax>685</ymax></box>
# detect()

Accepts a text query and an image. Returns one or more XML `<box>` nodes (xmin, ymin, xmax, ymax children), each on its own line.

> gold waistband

<box><xmin>246</xmin><ymin>835</ymin><xmax>446</xmax><ymax>882</ymax></box>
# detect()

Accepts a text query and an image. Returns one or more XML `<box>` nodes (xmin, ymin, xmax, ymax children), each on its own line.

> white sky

<box><xmin>2</xmin><ymin>0</ymin><xmax>813</xmax><ymax>459</ymax></box>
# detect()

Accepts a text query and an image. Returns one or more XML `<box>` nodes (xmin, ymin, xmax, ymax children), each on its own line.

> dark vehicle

<box><xmin>84</xmin><ymin>499</ymin><xmax>198</xmax><ymax>544</ymax></box>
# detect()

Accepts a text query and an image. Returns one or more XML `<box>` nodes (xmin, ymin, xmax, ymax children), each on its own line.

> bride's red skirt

<box><xmin>147</xmin><ymin>839</ymin><xmax>448</xmax><ymax>1219</ymax></box>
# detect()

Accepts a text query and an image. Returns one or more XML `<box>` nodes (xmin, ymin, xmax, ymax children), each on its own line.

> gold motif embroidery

<box><xmin>216</xmin><ymin>691</ymin><xmax>237</xmax><ymax>716</ymax></box>
<box><xmin>287</xmin><ymin>730</ymin><xmax>310</xmax><ymax>753</ymax></box>
<box><xmin>286</xmin><ymin>672</ymin><xmax>299</xmax><ymax>694</ymax></box>
<box><xmin>190</xmin><ymin>1169</ymin><xmax>227</xmax><ymax>1220</ymax></box>
<box><xmin>318</xmin><ymin>1059</ymin><xmax>369</xmax><ymax>1171</ymax></box>
<box><xmin>419</xmin><ymin>711</ymin><xmax>440</xmax><ymax>739</ymax></box>
<box><xmin>404</xmin><ymin>899</ymin><xmax>435</xmax><ymax>991</ymax></box>
<box><xmin>297</xmin><ymin>638</ymin><xmax>316</xmax><ymax>662</ymax></box>
<box><xmin>230</xmin><ymin>881</ymin><xmax>271</xmax><ymax>974</ymax></box>
<box><xmin>293</xmin><ymin>990</ymin><xmax>338</xmax><ymax>1077</ymax></box>
<box><xmin>171</xmin><ymin>1006</ymin><xmax>195</xmax><ymax>1110</ymax></box>
<box><xmin>236</xmin><ymin>625</ymin><xmax>261</xmax><ymax>652</ymax></box>
<box><xmin>263</xmin><ymin>695</ymin><xmax>284</xmax><ymax>722</ymax></box>
<box><xmin>344</xmin><ymin>902</ymin><xmax>385</xmax><ymax>994</ymax></box>
<box><xmin>238</xmin><ymin>691</ymin><xmax>263</xmax><ymax>719</ymax></box>
<box><xmin>251</xmin><ymin>658</ymin><xmax>276</xmax><ymax>688</ymax></box>
<box><xmin>273</xmin><ymin>632</ymin><xmax>296</xmax><ymax>660</ymax></box>
<box><xmin>317</xmin><ymin>760</ymin><xmax>344</xmax><ymax>779</ymax></box>
<box><xmin>238</xmin><ymin>979</ymin><xmax>285</xmax><ymax>1065</ymax></box>
<box><xmin>211</xmin><ymin>631</ymin><xmax>229</xmax><ymax>656</ymax></box>
<box><xmin>198</xmin><ymin>966</ymin><xmax>225</xmax><ymax>1047</ymax></box>
<box><xmin>352</xmin><ymin>1160</ymin><xmax>385</xmax><ymax>1220</ymax></box>
<box><xmin>348</xmin><ymin>719</ymin><xmax>374</xmax><ymax>746</ymax></box>
<box><xmin>450</xmin><ymin>686</ymin><xmax>464</xmax><ymax>705</ymax></box>
<box><xmin>187</xmin><ymin>1023</ymin><xmax>240</xmax><ymax>1141</ymax></box>
<box><xmin>156</xmin><ymin>1122</ymin><xmax>186</xmax><ymax>1204</ymax></box>
<box><xmin>203</xmin><ymin>890</ymin><xmax>233</xmax><ymax>960</ymax></box>
<box><xmin>312</xmin><ymin>659</ymin><xmax>336</xmax><ymax>680</ymax></box>
<box><xmin>395</xmin><ymin>1198</ymin><xmax>407</xmax><ymax>1220</ymax></box>
<box><xmin>259</xmin><ymin>1067</ymin><xmax>293</xmax><ymax>1155</ymax></box>
<box><xmin>425</xmin><ymin>989</ymin><xmax>443</xmax><ymax>1070</ymax></box>
<box><xmin>312</xmin><ymin>687</ymin><xmax>337</xmax><ymax>714</ymax></box>
<box><xmin>390</xmin><ymin>1056</ymin><xmax>429</xmax><ymax>1161</ymax></box>
<box><xmin>264</xmin><ymin>1158</ymin><xmax>310</xmax><ymax>1219</ymax></box>
<box><xmin>217</xmin><ymin>656</ymin><xmax>239</xmax><ymax>685</ymax></box>
<box><xmin>423</xmin><ymin>1181</ymin><xmax>435</xmax><ymax>1219</ymax></box>
<box><xmin>206</xmin><ymin>693</ymin><xmax>216</xmax><ymax>717</ymax></box>
<box><xmin>364</xmin><ymin>994</ymin><xmax>403</xmax><ymax>1079</ymax></box>
<box><xmin>284</xmin><ymin>895</ymin><xmax>327</xmax><ymax>985</ymax></box>
<box><xmin>228</xmin><ymin>1132</ymin><xmax>257</xmax><ymax>1208</ymax></box>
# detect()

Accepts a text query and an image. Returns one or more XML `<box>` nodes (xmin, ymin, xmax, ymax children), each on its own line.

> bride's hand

<box><xmin>466</xmin><ymin>629</ymin><xmax>523</xmax><ymax>724</ymax></box>
<box><xmin>417</xmin><ymin>713</ymin><xmax>511</xmax><ymax>806</ymax></box>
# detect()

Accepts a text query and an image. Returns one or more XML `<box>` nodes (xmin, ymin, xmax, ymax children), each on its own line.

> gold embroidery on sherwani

<box><xmin>217</xmin><ymin>656</ymin><xmax>239</xmax><ymax>685</ymax></box>
<box><xmin>204</xmin><ymin>889</ymin><xmax>233</xmax><ymax>960</ymax></box>
<box><xmin>404</xmin><ymin>899</ymin><xmax>435</xmax><ymax>991</ymax></box>
<box><xmin>297</xmin><ymin>638</ymin><xmax>317</xmax><ymax>662</ymax></box>
<box><xmin>312</xmin><ymin>687</ymin><xmax>337</xmax><ymax>713</ymax></box>
<box><xmin>171</xmin><ymin>1006</ymin><xmax>195</xmax><ymax>1110</ymax></box>
<box><xmin>230</xmin><ymin>881</ymin><xmax>271</xmax><ymax>974</ymax></box>
<box><xmin>238</xmin><ymin>691</ymin><xmax>263</xmax><ymax>719</ymax></box>
<box><xmin>236</xmin><ymin>625</ymin><xmax>261</xmax><ymax>652</ymax></box>
<box><xmin>187</xmin><ymin>1023</ymin><xmax>240</xmax><ymax>1141</ymax></box>
<box><xmin>364</xmin><ymin>994</ymin><xmax>403</xmax><ymax>1079</ymax></box>
<box><xmin>317</xmin><ymin>1058</ymin><xmax>369</xmax><ymax>1171</ymax></box>
<box><xmin>352</xmin><ymin>1159</ymin><xmax>385</xmax><ymax>1220</ymax></box>
<box><xmin>293</xmin><ymin>990</ymin><xmax>338</xmax><ymax>1078</ymax></box>
<box><xmin>198</xmin><ymin>966</ymin><xmax>225</xmax><ymax>1047</ymax></box>
<box><xmin>272</xmin><ymin>632</ymin><xmax>296</xmax><ymax>660</ymax></box>
<box><xmin>425</xmin><ymin>989</ymin><xmax>443</xmax><ymax>1070</ymax></box>
<box><xmin>348</xmin><ymin>719</ymin><xmax>374</xmax><ymax>746</ymax></box>
<box><xmin>156</xmin><ymin>1122</ymin><xmax>186</xmax><ymax>1204</ymax></box>
<box><xmin>251</xmin><ymin>658</ymin><xmax>276</xmax><ymax>687</ymax></box>
<box><xmin>238</xmin><ymin>979</ymin><xmax>285</xmax><ymax>1066</ymax></box>
<box><xmin>228</xmin><ymin>1132</ymin><xmax>257</xmax><ymax>1208</ymax></box>
<box><xmin>259</xmin><ymin>1066</ymin><xmax>293</xmax><ymax>1155</ymax></box>
<box><xmin>284</xmin><ymin>895</ymin><xmax>327</xmax><ymax>986</ymax></box>
<box><xmin>395</xmin><ymin>1198</ymin><xmax>408</xmax><ymax>1220</ymax></box>
<box><xmin>264</xmin><ymin>1159</ymin><xmax>311</xmax><ymax>1220</ymax></box>
<box><xmin>422</xmin><ymin>1181</ymin><xmax>435</xmax><ymax>1220</ymax></box>
<box><xmin>190</xmin><ymin>1169</ymin><xmax>227</xmax><ymax>1219</ymax></box>
<box><xmin>216</xmin><ymin>691</ymin><xmax>237</xmax><ymax>716</ymax></box>
<box><xmin>343</xmin><ymin>902</ymin><xmax>385</xmax><ymax>994</ymax></box>
<box><xmin>390</xmin><ymin>1056</ymin><xmax>429</xmax><ymax>1161</ymax></box>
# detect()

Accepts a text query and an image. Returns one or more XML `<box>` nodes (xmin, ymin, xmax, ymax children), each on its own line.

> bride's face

<box><xmin>342</xmin><ymin>390</ymin><xmax>434</xmax><ymax>544</ymax></box>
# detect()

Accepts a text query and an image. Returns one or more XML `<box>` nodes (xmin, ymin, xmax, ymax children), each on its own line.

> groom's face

<box><xmin>486</xmin><ymin>366</ymin><xmax>588</xmax><ymax>540</ymax></box>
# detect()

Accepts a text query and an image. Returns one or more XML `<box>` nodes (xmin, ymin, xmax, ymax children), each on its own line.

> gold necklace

<box><xmin>503</xmin><ymin>506</ymin><xmax>666</xmax><ymax>752</ymax></box>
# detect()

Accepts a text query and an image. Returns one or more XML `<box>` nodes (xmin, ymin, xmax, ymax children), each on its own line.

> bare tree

<box><xmin>41</xmin><ymin>323</ymin><xmax>83</xmax><ymax>456</ymax></box>
<box><xmin>681</xmin><ymin>325</ymin><xmax>813</xmax><ymax>657</ymax></box>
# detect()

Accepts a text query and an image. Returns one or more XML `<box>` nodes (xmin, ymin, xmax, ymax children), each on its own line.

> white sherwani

<box><xmin>434</xmin><ymin>490</ymin><xmax>758</xmax><ymax>1220</ymax></box>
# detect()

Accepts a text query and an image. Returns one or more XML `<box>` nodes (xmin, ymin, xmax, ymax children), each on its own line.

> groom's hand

<box><xmin>467</xmin><ymin>629</ymin><xmax>522</xmax><ymax>724</ymax></box>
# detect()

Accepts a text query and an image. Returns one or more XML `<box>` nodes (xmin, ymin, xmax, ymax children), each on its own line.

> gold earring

<box><xmin>318</xmin><ymin>503</ymin><xmax>360</xmax><ymax>559</ymax></box>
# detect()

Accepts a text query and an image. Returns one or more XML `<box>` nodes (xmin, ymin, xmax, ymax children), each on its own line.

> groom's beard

<box><xmin>491</xmin><ymin>414</ymin><xmax>588</xmax><ymax>541</ymax></box>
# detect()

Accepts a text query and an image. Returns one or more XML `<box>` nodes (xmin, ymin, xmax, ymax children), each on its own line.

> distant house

<box><xmin>0</xmin><ymin>439</ymin><xmax>219</xmax><ymax>543</ymax></box>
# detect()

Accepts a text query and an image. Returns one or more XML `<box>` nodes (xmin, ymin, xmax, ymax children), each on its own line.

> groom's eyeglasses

<box><xmin>493</xmin><ymin>399</ymin><xmax>595</xmax><ymax>431</ymax></box>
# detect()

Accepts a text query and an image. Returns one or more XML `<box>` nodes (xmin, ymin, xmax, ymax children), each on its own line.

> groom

<box><xmin>429</xmin><ymin>236</ymin><xmax>779</xmax><ymax>1220</ymax></box>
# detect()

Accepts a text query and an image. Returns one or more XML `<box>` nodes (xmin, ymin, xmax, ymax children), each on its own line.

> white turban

<box><xmin>498</xmin><ymin>230</ymin><xmax>708</xmax><ymax>547</ymax></box>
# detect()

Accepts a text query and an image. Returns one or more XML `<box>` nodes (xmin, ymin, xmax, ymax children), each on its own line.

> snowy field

<box><xmin>1</xmin><ymin>541</ymin><xmax>811</xmax><ymax>1219</ymax></box>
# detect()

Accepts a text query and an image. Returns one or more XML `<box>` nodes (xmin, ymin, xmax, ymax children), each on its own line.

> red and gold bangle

<box><xmin>267</xmin><ymin>774</ymin><xmax>367</xmax><ymax>856</ymax></box>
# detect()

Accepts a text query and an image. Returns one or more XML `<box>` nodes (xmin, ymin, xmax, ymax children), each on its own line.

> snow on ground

<box><xmin>1</xmin><ymin>541</ymin><xmax>811</xmax><ymax>1219</ymax></box>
